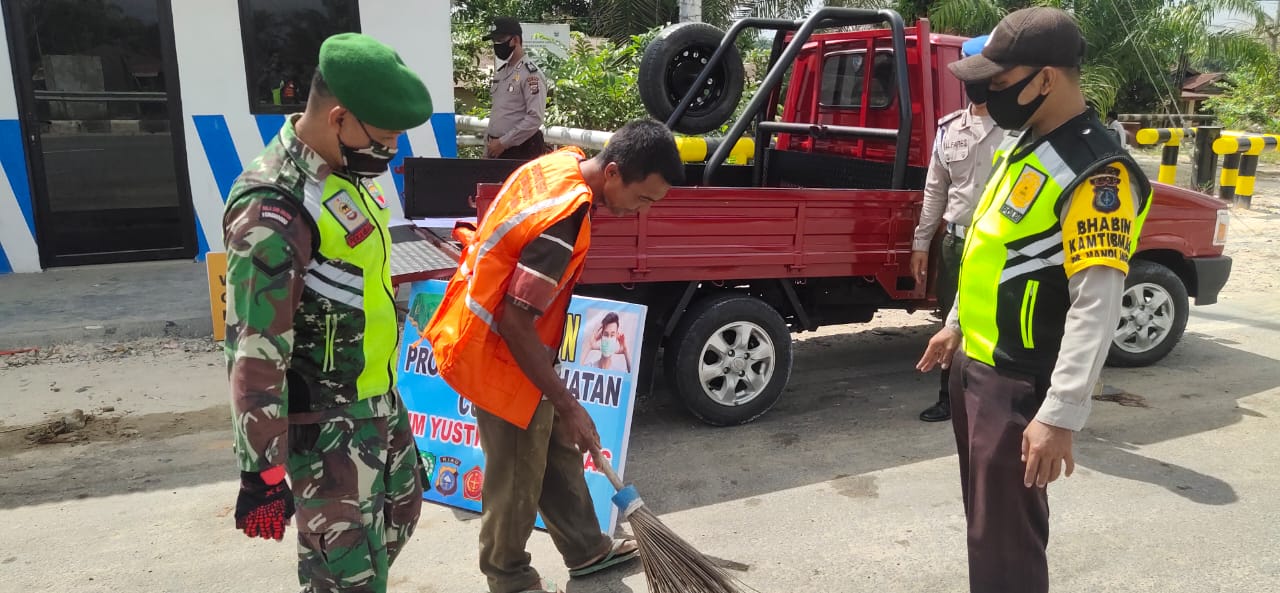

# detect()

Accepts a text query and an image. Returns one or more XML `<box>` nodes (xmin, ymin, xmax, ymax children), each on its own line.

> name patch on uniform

<box><xmin>259</xmin><ymin>203</ymin><xmax>294</xmax><ymax>226</ymax></box>
<box><xmin>361</xmin><ymin>177</ymin><xmax>389</xmax><ymax>209</ymax></box>
<box><xmin>943</xmin><ymin>137</ymin><xmax>969</xmax><ymax>162</ymax></box>
<box><xmin>324</xmin><ymin>190</ymin><xmax>375</xmax><ymax>247</ymax></box>
<box><xmin>1000</xmin><ymin>166</ymin><xmax>1047</xmax><ymax>223</ymax></box>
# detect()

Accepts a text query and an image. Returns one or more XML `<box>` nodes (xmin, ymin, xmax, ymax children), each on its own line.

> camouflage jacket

<box><xmin>223</xmin><ymin>114</ymin><xmax>395</xmax><ymax>473</ymax></box>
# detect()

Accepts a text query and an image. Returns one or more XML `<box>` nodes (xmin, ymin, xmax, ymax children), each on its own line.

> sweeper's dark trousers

<box><xmin>949</xmin><ymin>351</ymin><xmax>1051</xmax><ymax>593</ymax></box>
<box><xmin>475</xmin><ymin>401</ymin><xmax>611</xmax><ymax>593</ymax></box>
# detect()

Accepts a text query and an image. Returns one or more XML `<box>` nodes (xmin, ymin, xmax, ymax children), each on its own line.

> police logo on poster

<box><xmin>436</xmin><ymin>456</ymin><xmax>461</xmax><ymax>496</ymax></box>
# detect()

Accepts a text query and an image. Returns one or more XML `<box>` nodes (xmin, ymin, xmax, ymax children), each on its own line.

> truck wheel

<box><xmin>639</xmin><ymin>22</ymin><xmax>745</xmax><ymax>135</ymax></box>
<box><xmin>1108</xmin><ymin>260</ymin><xmax>1189</xmax><ymax>367</ymax></box>
<box><xmin>665</xmin><ymin>294</ymin><xmax>793</xmax><ymax>426</ymax></box>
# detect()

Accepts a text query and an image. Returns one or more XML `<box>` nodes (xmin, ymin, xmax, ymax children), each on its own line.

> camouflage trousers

<box><xmin>286</xmin><ymin>393</ymin><xmax>423</xmax><ymax>593</ymax></box>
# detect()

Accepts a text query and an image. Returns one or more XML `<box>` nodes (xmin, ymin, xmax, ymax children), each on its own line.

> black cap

<box><xmin>484</xmin><ymin>17</ymin><xmax>522</xmax><ymax>41</ymax></box>
<box><xmin>949</xmin><ymin>7</ymin><xmax>1085</xmax><ymax>82</ymax></box>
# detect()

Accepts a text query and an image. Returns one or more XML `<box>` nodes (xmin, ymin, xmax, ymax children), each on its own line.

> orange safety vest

<box><xmin>425</xmin><ymin>148</ymin><xmax>594</xmax><ymax>429</ymax></box>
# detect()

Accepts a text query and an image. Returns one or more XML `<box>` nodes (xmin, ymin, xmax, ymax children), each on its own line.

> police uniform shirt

<box><xmin>487</xmin><ymin>57</ymin><xmax>547</xmax><ymax>148</ymax></box>
<box><xmin>913</xmin><ymin>106</ymin><xmax>1003</xmax><ymax>252</ymax></box>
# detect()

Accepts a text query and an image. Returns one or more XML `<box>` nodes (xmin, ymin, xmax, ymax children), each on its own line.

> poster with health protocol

<box><xmin>397</xmin><ymin>280</ymin><xmax>645</xmax><ymax>533</ymax></box>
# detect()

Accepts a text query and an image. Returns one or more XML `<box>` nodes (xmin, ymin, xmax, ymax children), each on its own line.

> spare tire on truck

<box><xmin>639</xmin><ymin>22</ymin><xmax>745</xmax><ymax>135</ymax></box>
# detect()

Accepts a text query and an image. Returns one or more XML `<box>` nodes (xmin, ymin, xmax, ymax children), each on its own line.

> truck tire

<box><xmin>639</xmin><ymin>22</ymin><xmax>745</xmax><ymax>135</ymax></box>
<box><xmin>664</xmin><ymin>294</ymin><xmax>792</xmax><ymax>426</ymax></box>
<box><xmin>1107</xmin><ymin>260</ymin><xmax>1189</xmax><ymax>367</ymax></box>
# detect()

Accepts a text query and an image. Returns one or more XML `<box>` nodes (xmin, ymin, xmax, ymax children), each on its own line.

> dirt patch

<box><xmin>0</xmin><ymin>337</ymin><xmax>221</xmax><ymax>370</ymax></box>
<box><xmin>1093</xmin><ymin>387</ymin><xmax>1150</xmax><ymax>408</ymax></box>
<box><xmin>0</xmin><ymin>405</ymin><xmax>230</xmax><ymax>456</ymax></box>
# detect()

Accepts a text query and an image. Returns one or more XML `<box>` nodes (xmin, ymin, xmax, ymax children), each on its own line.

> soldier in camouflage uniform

<box><xmin>223</xmin><ymin>33</ymin><xmax>433</xmax><ymax>593</ymax></box>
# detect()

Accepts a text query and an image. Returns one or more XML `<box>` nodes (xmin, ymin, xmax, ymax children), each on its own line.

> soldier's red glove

<box><xmin>235</xmin><ymin>465</ymin><xmax>294</xmax><ymax>541</ymax></box>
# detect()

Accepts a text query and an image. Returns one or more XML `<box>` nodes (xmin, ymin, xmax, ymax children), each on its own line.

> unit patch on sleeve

<box><xmin>1061</xmin><ymin>163</ymin><xmax>1138</xmax><ymax>277</ymax></box>
<box><xmin>527</xmin><ymin>76</ymin><xmax>540</xmax><ymax>95</ymax></box>
<box><xmin>1089</xmin><ymin>166</ymin><xmax>1122</xmax><ymax>213</ymax></box>
<box><xmin>258</xmin><ymin>202</ymin><xmax>295</xmax><ymax>227</ymax></box>
<box><xmin>999</xmin><ymin>166</ymin><xmax>1047</xmax><ymax>223</ymax></box>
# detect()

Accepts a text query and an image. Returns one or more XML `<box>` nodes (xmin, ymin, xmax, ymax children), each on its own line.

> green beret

<box><xmin>318</xmin><ymin>33</ymin><xmax>432</xmax><ymax>131</ymax></box>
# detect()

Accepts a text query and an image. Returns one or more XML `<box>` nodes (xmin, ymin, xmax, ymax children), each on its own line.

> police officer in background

<box><xmin>485</xmin><ymin>17</ymin><xmax>548</xmax><ymax>160</ymax></box>
<box><xmin>911</xmin><ymin>35</ymin><xmax>1004</xmax><ymax>423</ymax></box>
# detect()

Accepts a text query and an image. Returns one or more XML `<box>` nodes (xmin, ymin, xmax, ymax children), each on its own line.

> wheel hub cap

<box><xmin>697</xmin><ymin>321</ymin><xmax>777</xmax><ymax>407</ymax></box>
<box><xmin>1114</xmin><ymin>282</ymin><xmax>1175</xmax><ymax>354</ymax></box>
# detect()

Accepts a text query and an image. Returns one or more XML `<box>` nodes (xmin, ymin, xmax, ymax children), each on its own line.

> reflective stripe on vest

<box><xmin>425</xmin><ymin>148</ymin><xmax>594</xmax><ymax>429</ymax></box>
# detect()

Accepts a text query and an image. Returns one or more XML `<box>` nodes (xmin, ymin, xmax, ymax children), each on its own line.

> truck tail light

<box><xmin>1213</xmin><ymin>209</ymin><xmax>1230</xmax><ymax>246</ymax></box>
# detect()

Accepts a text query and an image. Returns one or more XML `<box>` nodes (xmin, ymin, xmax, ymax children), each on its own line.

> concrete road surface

<box><xmin>2</xmin><ymin>286</ymin><xmax>1278</xmax><ymax>592</ymax></box>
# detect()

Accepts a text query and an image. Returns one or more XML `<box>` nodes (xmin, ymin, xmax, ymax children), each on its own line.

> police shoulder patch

<box><xmin>1089</xmin><ymin>166</ymin><xmax>1123</xmax><ymax>213</ymax></box>
<box><xmin>527</xmin><ymin>75</ymin><xmax>540</xmax><ymax>95</ymax></box>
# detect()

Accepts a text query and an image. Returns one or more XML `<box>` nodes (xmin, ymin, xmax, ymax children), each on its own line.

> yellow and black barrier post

<box><xmin>1213</xmin><ymin>133</ymin><xmax>1280</xmax><ymax>208</ymax></box>
<box><xmin>1135</xmin><ymin>127</ymin><xmax>1195</xmax><ymax>185</ymax></box>
<box><xmin>1218</xmin><ymin>152</ymin><xmax>1240</xmax><ymax>203</ymax></box>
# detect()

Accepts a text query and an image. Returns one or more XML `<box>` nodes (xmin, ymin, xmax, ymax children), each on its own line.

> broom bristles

<box><xmin>625</xmin><ymin>506</ymin><xmax>746</xmax><ymax>593</ymax></box>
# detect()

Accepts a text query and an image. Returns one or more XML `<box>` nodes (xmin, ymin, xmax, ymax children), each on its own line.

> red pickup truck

<box><xmin>407</xmin><ymin>8</ymin><xmax>1231</xmax><ymax>426</ymax></box>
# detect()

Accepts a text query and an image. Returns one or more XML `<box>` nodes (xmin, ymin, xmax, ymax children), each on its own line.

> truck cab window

<box><xmin>820</xmin><ymin>52</ymin><xmax>895</xmax><ymax>109</ymax></box>
<box><xmin>238</xmin><ymin>0</ymin><xmax>361</xmax><ymax>114</ymax></box>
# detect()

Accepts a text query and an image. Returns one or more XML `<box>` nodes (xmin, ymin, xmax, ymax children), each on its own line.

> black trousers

<box><xmin>494</xmin><ymin>131</ymin><xmax>548</xmax><ymax>161</ymax></box>
<box><xmin>950</xmin><ymin>351</ymin><xmax>1052</xmax><ymax>593</ymax></box>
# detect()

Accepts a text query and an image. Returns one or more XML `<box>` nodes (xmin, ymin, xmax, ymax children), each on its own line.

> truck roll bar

<box><xmin>668</xmin><ymin>8</ymin><xmax>912</xmax><ymax>190</ymax></box>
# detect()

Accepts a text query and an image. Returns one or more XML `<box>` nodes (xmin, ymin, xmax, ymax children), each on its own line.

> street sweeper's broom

<box><xmin>591</xmin><ymin>449</ymin><xmax>746</xmax><ymax>593</ymax></box>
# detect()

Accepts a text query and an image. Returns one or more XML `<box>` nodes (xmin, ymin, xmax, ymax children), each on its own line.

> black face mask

<box><xmin>494</xmin><ymin>40</ymin><xmax>514</xmax><ymax>61</ymax></box>
<box><xmin>339</xmin><ymin>118</ymin><xmax>396</xmax><ymax>178</ymax></box>
<box><xmin>985</xmin><ymin>69</ymin><xmax>1048</xmax><ymax>131</ymax></box>
<box><xmin>964</xmin><ymin>81</ymin><xmax>988</xmax><ymax>105</ymax></box>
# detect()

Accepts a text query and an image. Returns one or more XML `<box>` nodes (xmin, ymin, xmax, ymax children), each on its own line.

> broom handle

<box><xmin>590</xmin><ymin>448</ymin><xmax>626</xmax><ymax>491</ymax></box>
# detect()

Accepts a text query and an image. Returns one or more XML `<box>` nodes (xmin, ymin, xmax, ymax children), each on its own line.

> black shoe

<box><xmin>919</xmin><ymin>399</ymin><xmax>951</xmax><ymax>422</ymax></box>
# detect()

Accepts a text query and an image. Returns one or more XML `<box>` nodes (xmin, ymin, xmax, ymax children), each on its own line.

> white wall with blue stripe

<box><xmin>0</xmin><ymin>0</ymin><xmax>456</xmax><ymax>274</ymax></box>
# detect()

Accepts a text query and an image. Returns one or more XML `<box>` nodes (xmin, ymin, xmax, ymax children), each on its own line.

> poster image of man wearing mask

<box><xmin>916</xmin><ymin>8</ymin><xmax>1152</xmax><ymax>593</ymax></box>
<box><xmin>221</xmin><ymin>32</ymin><xmax>433</xmax><ymax>593</ymax></box>
<box><xmin>484</xmin><ymin>16</ymin><xmax>549</xmax><ymax>160</ymax></box>
<box><xmin>583</xmin><ymin>310</ymin><xmax>638</xmax><ymax>373</ymax></box>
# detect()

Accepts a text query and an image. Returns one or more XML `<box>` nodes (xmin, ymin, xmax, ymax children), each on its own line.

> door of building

<box><xmin>3</xmin><ymin>0</ymin><xmax>195</xmax><ymax>267</ymax></box>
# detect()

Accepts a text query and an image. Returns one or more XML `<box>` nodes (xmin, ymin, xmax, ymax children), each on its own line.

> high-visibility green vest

<box><xmin>958</xmin><ymin>114</ymin><xmax>1152</xmax><ymax>377</ymax></box>
<box><xmin>232</xmin><ymin>172</ymin><xmax>399</xmax><ymax>404</ymax></box>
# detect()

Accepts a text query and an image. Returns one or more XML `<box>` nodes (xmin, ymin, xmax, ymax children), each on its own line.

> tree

<box><xmin>924</xmin><ymin>0</ymin><xmax>1273</xmax><ymax>116</ymax></box>
<box><xmin>1202</xmin><ymin>59</ymin><xmax>1280</xmax><ymax>131</ymax></box>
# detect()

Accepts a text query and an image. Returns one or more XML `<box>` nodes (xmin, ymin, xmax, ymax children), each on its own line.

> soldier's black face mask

<box><xmin>493</xmin><ymin>39</ymin><xmax>515</xmax><ymax>61</ymax></box>
<box><xmin>339</xmin><ymin>117</ymin><xmax>396</xmax><ymax>178</ymax></box>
